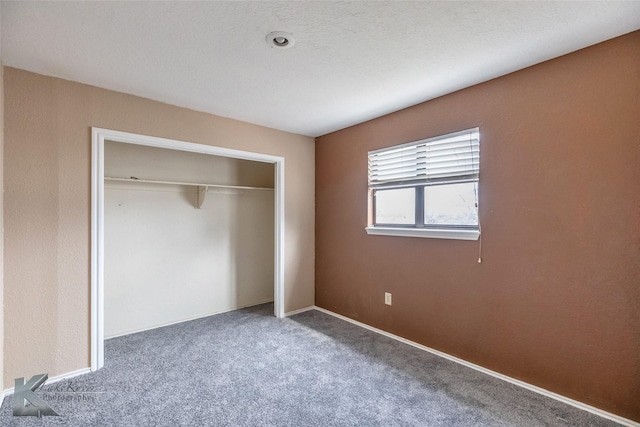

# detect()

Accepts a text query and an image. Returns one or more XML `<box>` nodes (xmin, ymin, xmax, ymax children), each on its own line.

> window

<box><xmin>366</xmin><ymin>128</ymin><xmax>480</xmax><ymax>240</ymax></box>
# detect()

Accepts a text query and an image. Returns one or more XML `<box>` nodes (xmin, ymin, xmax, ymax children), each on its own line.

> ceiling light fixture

<box><xmin>266</xmin><ymin>31</ymin><xmax>295</xmax><ymax>49</ymax></box>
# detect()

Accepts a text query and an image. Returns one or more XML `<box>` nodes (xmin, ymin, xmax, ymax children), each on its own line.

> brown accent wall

<box><xmin>316</xmin><ymin>31</ymin><xmax>640</xmax><ymax>420</ymax></box>
<box><xmin>3</xmin><ymin>68</ymin><xmax>315</xmax><ymax>388</ymax></box>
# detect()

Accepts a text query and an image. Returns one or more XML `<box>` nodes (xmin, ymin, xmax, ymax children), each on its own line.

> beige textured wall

<box><xmin>0</xmin><ymin>12</ymin><xmax>4</xmax><ymax>395</ymax></box>
<box><xmin>3</xmin><ymin>67</ymin><xmax>315</xmax><ymax>388</ymax></box>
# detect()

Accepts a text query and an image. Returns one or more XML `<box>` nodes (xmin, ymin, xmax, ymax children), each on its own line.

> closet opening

<box><xmin>91</xmin><ymin>128</ymin><xmax>285</xmax><ymax>371</ymax></box>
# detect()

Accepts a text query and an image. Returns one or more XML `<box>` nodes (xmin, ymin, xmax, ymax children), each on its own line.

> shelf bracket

<box><xmin>196</xmin><ymin>186</ymin><xmax>208</xmax><ymax>209</ymax></box>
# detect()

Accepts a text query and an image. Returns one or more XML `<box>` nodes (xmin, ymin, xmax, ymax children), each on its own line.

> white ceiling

<box><xmin>2</xmin><ymin>1</ymin><xmax>639</xmax><ymax>137</ymax></box>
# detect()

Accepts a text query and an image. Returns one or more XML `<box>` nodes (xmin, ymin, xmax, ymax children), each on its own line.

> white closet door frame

<box><xmin>90</xmin><ymin>127</ymin><xmax>285</xmax><ymax>371</ymax></box>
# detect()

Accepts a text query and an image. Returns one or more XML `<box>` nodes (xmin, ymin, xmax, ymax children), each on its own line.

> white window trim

<box><xmin>365</xmin><ymin>226</ymin><xmax>480</xmax><ymax>240</ymax></box>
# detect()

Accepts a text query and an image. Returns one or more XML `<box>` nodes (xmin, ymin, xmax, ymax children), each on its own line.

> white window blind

<box><xmin>368</xmin><ymin>128</ymin><xmax>479</xmax><ymax>188</ymax></box>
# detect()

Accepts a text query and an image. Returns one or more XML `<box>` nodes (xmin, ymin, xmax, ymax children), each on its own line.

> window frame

<box><xmin>366</xmin><ymin>128</ymin><xmax>480</xmax><ymax>241</ymax></box>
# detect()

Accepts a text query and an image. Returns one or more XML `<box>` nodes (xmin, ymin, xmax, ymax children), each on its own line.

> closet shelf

<box><xmin>104</xmin><ymin>177</ymin><xmax>274</xmax><ymax>209</ymax></box>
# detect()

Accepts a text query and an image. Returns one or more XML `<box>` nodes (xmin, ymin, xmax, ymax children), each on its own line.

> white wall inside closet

<box><xmin>104</xmin><ymin>141</ymin><xmax>274</xmax><ymax>338</ymax></box>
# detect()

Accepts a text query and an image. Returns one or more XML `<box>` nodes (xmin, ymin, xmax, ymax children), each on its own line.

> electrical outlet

<box><xmin>384</xmin><ymin>292</ymin><xmax>392</xmax><ymax>305</ymax></box>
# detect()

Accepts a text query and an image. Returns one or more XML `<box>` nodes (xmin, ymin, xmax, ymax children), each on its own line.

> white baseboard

<box><xmin>284</xmin><ymin>305</ymin><xmax>315</xmax><ymax>317</ymax></box>
<box><xmin>312</xmin><ymin>306</ymin><xmax>639</xmax><ymax>427</ymax></box>
<box><xmin>105</xmin><ymin>298</ymin><xmax>275</xmax><ymax>339</ymax></box>
<box><xmin>2</xmin><ymin>367</ymin><xmax>92</xmax><ymax>400</ymax></box>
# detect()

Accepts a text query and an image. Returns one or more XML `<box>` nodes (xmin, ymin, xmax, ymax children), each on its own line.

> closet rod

<box><xmin>104</xmin><ymin>176</ymin><xmax>274</xmax><ymax>191</ymax></box>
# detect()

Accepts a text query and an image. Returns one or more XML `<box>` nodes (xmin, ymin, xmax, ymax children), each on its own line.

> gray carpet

<box><xmin>0</xmin><ymin>303</ymin><xmax>621</xmax><ymax>426</ymax></box>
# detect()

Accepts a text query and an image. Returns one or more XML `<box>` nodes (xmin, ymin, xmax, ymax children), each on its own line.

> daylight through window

<box><xmin>366</xmin><ymin>128</ymin><xmax>480</xmax><ymax>240</ymax></box>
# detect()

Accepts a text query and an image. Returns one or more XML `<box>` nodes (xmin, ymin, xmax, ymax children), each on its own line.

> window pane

<box><xmin>424</xmin><ymin>182</ymin><xmax>478</xmax><ymax>226</ymax></box>
<box><xmin>375</xmin><ymin>188</ymin><xmax>415</xmax><ymax>225</ymax></box>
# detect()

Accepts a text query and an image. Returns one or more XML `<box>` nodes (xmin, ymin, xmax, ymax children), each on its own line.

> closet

<box><xmin>103</xmin><ymin>141</ymin><xmax>275</xmax><ymax>338</ymax></box>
